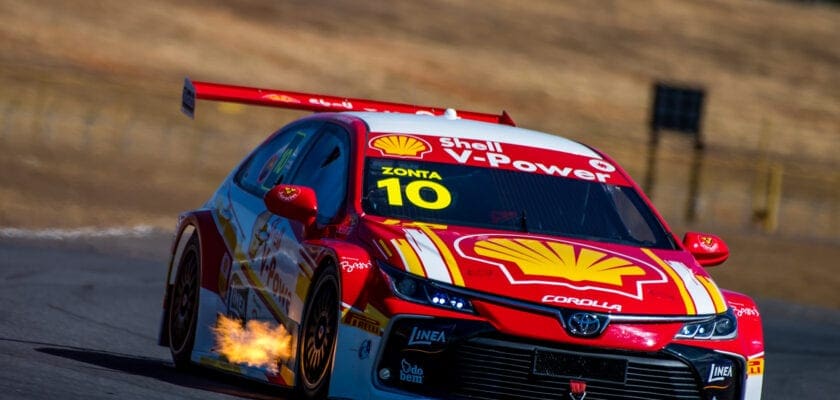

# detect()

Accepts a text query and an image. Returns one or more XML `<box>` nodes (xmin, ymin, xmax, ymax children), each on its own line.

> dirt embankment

<box><xmin>0</xmin><ymin>0</ymin><xmax>838</xmax><ymax>308</ymax></box>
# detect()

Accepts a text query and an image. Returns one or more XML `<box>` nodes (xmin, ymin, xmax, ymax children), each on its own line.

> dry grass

<box><xmin>0</xmin><ymin>0</ymin><xmax>838</xmax><ymax>307</ymax></box>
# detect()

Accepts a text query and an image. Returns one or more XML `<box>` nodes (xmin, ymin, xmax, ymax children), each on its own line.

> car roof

<box><xmin>345</xmin><ymin>112</ymin><xmax>602</xmax><ymax>159</ymax></box>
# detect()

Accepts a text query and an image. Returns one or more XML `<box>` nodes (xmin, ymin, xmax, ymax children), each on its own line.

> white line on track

<box><xmin>0</xmin><ymin>225</ymin><xmax>160</xmax><ymax>240</ymax></box>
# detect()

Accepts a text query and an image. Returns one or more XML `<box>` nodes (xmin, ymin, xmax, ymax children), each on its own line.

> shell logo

<box><xmin>474</xmin><ymin>238</ymin><xmax>645</xmax><ymax>286</ymax></box>
<box><xmin>369</xmin><ymin>134</ymin><xmax>431</xmax><ymax>158</ymax></box>
<box><xmin>261</xmin><ymin>93</ymin><xmax>301</xmax><ymax>104</ymax></box>
<box><xmin>455</xmin><ymin>234</ymin><xmax>667</xmax><ymax>300</ymax></box>
<box><xmin>277</xmin><ymin>186</ymin><xmax>300</xmax><ymax>201</ymax></box>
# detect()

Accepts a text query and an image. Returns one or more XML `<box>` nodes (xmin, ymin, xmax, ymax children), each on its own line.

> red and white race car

<box><xmin>159</xmin><ymin>79</ymin><xmax>764</xmax><ymax>400</ymax></box>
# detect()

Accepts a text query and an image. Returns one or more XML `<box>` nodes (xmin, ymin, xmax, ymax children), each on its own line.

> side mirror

<box><xmin>683</xmin><ymin>232</ymin><xmax>729</xmax><ymax>267</ymax></box>
<box><xmin>264</xmin><ymin>185</ymin><xmax>318</xmax><ymax>228</ymax></box>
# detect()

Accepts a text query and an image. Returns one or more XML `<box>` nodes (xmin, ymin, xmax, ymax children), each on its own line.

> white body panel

<box><xmin>348</xmin><ymin>112</ymin><xmax>601</xmax><ymax>159</ymax></box>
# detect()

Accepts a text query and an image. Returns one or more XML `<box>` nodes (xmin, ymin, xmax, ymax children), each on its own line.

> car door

<box><xmin>224</xmin><ymin>121</ymin><xmax>351</xmax><ymax>330</ymax></box>
<box><xmin>220</xmin><ymin>120</ymin><xmax>321</xmax><ymax>328</ymax></box>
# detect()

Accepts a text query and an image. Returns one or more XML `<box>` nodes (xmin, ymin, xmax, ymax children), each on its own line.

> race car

<box><xmin>158</xmin><ymin>78</ymin><xmax>764</xmax><ymax>400</ymax></box>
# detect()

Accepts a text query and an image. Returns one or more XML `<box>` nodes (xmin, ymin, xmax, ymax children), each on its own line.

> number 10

<box><xmin>376</xmin><ymin>178</ymin><xmax>452</xmax><ymax>210</ymax></box>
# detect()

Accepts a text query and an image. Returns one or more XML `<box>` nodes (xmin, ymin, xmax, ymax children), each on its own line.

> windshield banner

<box><xmin>366</xmin><ymin>133</ymin><xmax>631</xmax><ymax>186</ymax></box>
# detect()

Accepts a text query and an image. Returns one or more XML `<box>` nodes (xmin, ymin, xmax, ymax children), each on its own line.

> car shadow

<box><xmin>34</xmin><ymin>346</ymin><xmax>290</xmax><ymax>400</ymax></box>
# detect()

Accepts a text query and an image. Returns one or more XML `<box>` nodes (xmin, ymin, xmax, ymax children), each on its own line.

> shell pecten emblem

<box><xmin>278</xmin><ymin>186</ymin><xmax>300</xmax><ymax>201</ymax></box>
<box><xmin>369</xmin><ymin>134</ymin><xmax>432</xmax><ymax>158</ymax></box>
<box><xmin>457</xmin><ymin>235</ymin><xmax>668</xmax><ymax>300</ymax></box>
<box><xmin>474</xmin><ymin>238</ymin><xmax>645</xmax><ymax>286</ymax></box>
<box><xmin>261</xmin><ymin>93</ymin><xmax>301</xmax><ymax>104</ymax></box>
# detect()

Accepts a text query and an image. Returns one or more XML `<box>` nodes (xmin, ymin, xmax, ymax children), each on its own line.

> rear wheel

<box><xmin>168</xmin><ymin>234</ymin><xmax>200</xmax><ymax>369</ymax></box>
<box><xmin>296</xmin><ymin>263</ymin><xmax>339</xmax><ymax>399</ymax></box>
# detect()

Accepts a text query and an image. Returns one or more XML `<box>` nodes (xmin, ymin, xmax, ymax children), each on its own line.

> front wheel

<box><xmin>296</xmin><ymin>263</ymin><xmax>339</xmax><ymax>400</ymax></box>
<box><xmin>168</xmin><ymin>234</ymin><xmax>200</xmax><ymax>369</ymax></box>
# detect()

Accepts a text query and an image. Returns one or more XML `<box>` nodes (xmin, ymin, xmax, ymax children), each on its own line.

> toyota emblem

<box><xmin>566</xmin><ymin>312</ymin><xmax>605</xmax><ymax>337</ymax></box>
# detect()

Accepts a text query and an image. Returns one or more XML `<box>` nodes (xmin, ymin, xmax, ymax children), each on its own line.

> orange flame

<box><xmin>212</xmin><ymin>314</ymin><xmax>292</xmax><ymax>373</ymax></box>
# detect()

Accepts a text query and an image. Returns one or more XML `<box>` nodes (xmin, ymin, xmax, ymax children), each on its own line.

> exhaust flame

<box><xmin>212</xmin><ymin>314</ymin><xmax>292</xmax><ymax>373</ymax></box>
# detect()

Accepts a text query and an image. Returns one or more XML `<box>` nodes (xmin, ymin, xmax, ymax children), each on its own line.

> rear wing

<box><xmin>181</xmin><ymin>78</ymin><xmax>515</xmax><ymax>126</ymax></box>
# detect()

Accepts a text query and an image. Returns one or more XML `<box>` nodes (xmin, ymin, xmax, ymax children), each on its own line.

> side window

<box><xmin>235</xmin><ymin>121</ymin><xmax>322</xmax><ymax>196</ymax></box>
<box><xmin>289</xmin><ymin>124</ymin><xmax>351</xmax><ymax>225</ymax></box>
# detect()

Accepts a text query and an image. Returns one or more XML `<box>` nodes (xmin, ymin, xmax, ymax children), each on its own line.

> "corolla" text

<box><xmin>542</xmin><ymin>295</ymin><xmax>623</xmax><ymax>312</ymax></box>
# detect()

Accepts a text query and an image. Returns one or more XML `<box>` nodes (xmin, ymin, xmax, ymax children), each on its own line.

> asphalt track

<box><xmin>0</xmin><ymin>229</ymin><xmax>838</xmax><ymax>400</ymax></box>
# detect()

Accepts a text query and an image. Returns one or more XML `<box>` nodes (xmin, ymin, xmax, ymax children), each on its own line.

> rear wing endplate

<box><xmin>180</xmin><ymin>78</ymin><xmax>515</xmax><ymax>126</ymax></box>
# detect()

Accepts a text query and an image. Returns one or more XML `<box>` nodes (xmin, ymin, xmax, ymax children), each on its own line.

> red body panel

<box><xmin>164</xmin><ymin>80</ymin><xmax>765</xmax><ymax>400</ymax></box>
<box><xmin>358</xmin><ymin>216</ymin><xmax>727</xmax><ymax>316</ymax></box>
<box><xmin>171</xmin><ymin>210</ymin><xmax>232</xmax><ymax>296</ymax></box>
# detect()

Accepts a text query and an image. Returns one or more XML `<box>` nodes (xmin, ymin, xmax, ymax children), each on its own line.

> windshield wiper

<box><xmin>520</xmin><ymin>210</ymin><xmax>528</xmax><ymax>232</ymax></box>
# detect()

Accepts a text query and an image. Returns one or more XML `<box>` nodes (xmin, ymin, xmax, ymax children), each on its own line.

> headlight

<box><xmin>675</xmin><ymin>309</ymin><xmax>737</xmax><ymax>340</ymax></box>
<box><xmin>378</xmin><ymin>261</ymin><xmax>475</xmax><ymax>314</ymax></box>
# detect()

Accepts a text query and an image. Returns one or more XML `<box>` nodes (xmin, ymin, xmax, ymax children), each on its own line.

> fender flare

<box><xmin>158</xmin><ymin>209</ymin><xmax>232</xmax><ymax>346</ymax></box>
<box><xmin>303</xmin><ymin>239</ymin><xmax>376</xmax><ymax>312</ymax></box>
<box><xmin>722</xmin><ymin>289</ymin><xmax>765</xmax><ymax>357</ymax></box>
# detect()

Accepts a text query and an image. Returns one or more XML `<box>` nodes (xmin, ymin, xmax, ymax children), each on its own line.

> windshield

<box><xmin>362</xmin><ymin>158</ymin><xmax>675</xmax><ymax>249</ymax></box>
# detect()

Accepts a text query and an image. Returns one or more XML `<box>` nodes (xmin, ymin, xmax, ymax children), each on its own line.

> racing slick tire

<box><xmin>296</xmin><ymin>262</ymin><xmax>339</xmax><ymax>400</ymax></box>
<box><xmin>167</xmin><ymin>233</ymin><xmax>200</xmax><ymax>370</ymax></box>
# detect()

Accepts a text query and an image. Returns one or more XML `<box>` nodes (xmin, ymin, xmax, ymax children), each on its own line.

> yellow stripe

<box><xmin>415</xmin><ymin>225</ymin><xmax>465</xmax><ymax>286</ymax></box>
<box><xmin>214</xmin><ymin>210</ymin><xmax>239</xmax><ymax>248</ymax></box>
<box><xmin>214</xmin><ymin>211</ymin><xmax>249</xmax><ymax>265</ymax></box>
<box><xmin>199</xmin><ymin>356</ymin><xmax>242</xmax><ymax>373</ymax></box>
<box><xmin>241</xmin><ymin>263</ymin><xmax>295</xmax><ymax>326</ymax></box>
<box><xmin>642</xmin><ymin>249</ymin><xmax>696</xmax><ymax>315</ymax></box>
<box><xmin>295</xmin><ymin>272</ymin><xmax>311</xmax><ymax>303</ymax></box>
<box><xmin>747</xmin><ymin>357</ymin><xmax>765</xmax><ymax>376</ymax></box>
<box><xmin>364</xmin><ymin>304</ymin><xmax>390</xmax><ymax>333</ymax></box>
<box><xmin>393</xmin><ymin>238</ymin><xmax>426</xmax><ymax>277</ymax></box>
<box><xmin>377</xmin><ymin>239</ymin><xmax>393</xmax><ymax>257</ymax></box>
<box><xmin>697</xmin><ymin>275</ymin><xmax>728</xmax><ymax>313</ymax></box>
<box><xmin>280</xmin><ymin>365</ymin><xmax>295</xmax><ymax>385</ymax></box>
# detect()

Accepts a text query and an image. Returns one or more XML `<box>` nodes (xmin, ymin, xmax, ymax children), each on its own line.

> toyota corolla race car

<box><xmin>158</xmin><ymin>79</ymin><xmax>764</xmax><ymax>400</ymax></box>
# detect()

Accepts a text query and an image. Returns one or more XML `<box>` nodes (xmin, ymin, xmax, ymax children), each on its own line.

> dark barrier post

<box><xmin>647</xmin><ymin>83</ymin><xmax>706</xmax><ymax>221</ymax></box>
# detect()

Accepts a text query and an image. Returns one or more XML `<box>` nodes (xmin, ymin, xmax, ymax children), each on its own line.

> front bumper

<box><xmin>371</xmin><ymin>316</ymin><xmax>748</xmax><ymax>400</ymax></box>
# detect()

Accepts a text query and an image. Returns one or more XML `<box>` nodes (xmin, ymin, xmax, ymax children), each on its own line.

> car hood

<box><xmin>359</xmin><ymin>216</ymin><xmax>728</xmax><ymax>316</ymax></box>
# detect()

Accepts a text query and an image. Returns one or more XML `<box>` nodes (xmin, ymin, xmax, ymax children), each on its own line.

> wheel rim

<box><xmin>169</xmin><ymin>248</ymin><xmax>198</xmax><ymax>354</ymax></box>
<box><xmin>301</xmin><ymin>275</ymin><xmax>338</xmax><ymax>389</ymax></box>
